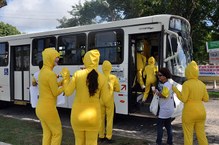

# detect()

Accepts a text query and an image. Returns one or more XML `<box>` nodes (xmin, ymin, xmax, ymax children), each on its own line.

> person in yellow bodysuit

<box><xmin>136</xmin><ymin>41</ymin><xmax>147</xmax><ymax>89</ymax></box>
<box><xmin>99</xmin><ymin>60</ymin><xmax>120</xmax><ymax>143</ymax></box>
<box><xmin>172</xmin><ymin>61</ymin><xmax>209</xmax><ymax>145</ymax></box>
<box><xmin>64</xmin><ymin>49</ymin><xmax>110</xmax><ymax>145</ymax></box>
<box><xmin>142</xmin><ymin>56</ymin><xmax>157</xmax><ymax>102</ymax></box>
<box><xmin>36</xmin><ymin>48</ymin><xmax>64</xmax><ymax>145</ymax></box>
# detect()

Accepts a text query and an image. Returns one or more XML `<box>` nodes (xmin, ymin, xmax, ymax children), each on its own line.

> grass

<box><xmin>208</xmin><ymin>91</ymin><xmax>219</xmax><ymax>98</ymax></box>
<box><xmin>0</xmin><ymin>116</ymin><xmax>149</xmax><ymax>145</ymax></box>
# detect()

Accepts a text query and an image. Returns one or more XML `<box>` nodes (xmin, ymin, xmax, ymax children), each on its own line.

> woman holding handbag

<box><xmin>153</xmin><ymin>68</ymin><xmax>175</xmax><ymax>145</ymax></box>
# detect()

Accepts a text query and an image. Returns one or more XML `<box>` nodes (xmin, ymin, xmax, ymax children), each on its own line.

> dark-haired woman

<box><xmin>64</xmin><ymin>49</ymin><xmax>110</xmax><ymax>145</ymax></box>
<box><xmin>154</xmin><ymin>68</ymin><xmax>175</xmax><ymax>145</ymax></box>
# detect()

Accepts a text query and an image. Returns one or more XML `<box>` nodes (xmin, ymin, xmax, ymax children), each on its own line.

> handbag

<box><xmin>149</xmin><ymin>94</ymin><xmax>159</xmax><ymax>116</ymax></box>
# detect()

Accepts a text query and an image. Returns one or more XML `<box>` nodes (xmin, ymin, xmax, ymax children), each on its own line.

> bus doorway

<box><xmin>128</xmin><ymin>32</ymin><xmax>161</xmax><ymax>116</ymax></box>
<box><xmin>10</xmin><ymin>45</ymin><xmax>30</xmax><ymax>103</ymax></box>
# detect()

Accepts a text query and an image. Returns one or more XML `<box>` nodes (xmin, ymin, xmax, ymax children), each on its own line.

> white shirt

<box><xmin>33</xmin><ymin>70</ymin><xmax>40</xmax><ymax>84</ymax></box>
<box><xmin>158</xmin><ymin>81</ymin><xmax>175</xmax><ymax>119</ymax></box>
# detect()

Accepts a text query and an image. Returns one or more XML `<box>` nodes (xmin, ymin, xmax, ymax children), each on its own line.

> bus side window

<box><xmin>57</xmin><ymin>33</ymin><xmax>86</xmax><ymax>65</ymax></box>
<box><xmin>88</xmin><ymin>29</ymin><xmax>124</xmax><ymax>64</ymax></box>
<box><xmin>0</xmin><ymin>43</ymin><xmax>9</xmax><ymax>66</ymax></box>
<box><xmin>32</xmin><ymin>37</ymin><xmax>56</xmax><ymax>66</ymax></box>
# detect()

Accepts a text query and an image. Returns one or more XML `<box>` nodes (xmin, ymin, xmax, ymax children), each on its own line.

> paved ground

<box><xmin>111</xmin><ymin>99</ymin><xmax>219</xmax><ymax>145</ymax></box>
<box><xmin>0</xmin><ymin>87</ymin><xmax>218</xmax><ymax>145</ymax></box>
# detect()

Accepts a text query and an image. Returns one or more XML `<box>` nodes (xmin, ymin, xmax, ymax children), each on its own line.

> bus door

<box><xmin>10</xmin><ymin>45</ymin><xmax>30</xmax><ymax>103</ymax></box>
<box><xmin>123</xmin><ymin>23</ymin><xmax>163</xmax><ymax>115</ymax></box>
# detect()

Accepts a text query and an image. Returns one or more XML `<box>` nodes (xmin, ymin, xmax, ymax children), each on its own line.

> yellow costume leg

<box><xmin>106</xmin><ymin>104</ymin><xmax>114</xmax><ymax>140</ymax></box>
<box><xmin>37</xmin><ymin>107</ymin><xmax>62</xmax><ymax>145</ymax></box>
<box><xmin>143</xmin><ymin>81</ymin><xmax>151</xmax><ymax>101</ymax></box>
<box><xmin>182</xmin><ymin>122</ymin><xmax>194</xmax><ymax>145</ymax></box>
<box><xmin>195</xmin><ymin>121</ymin><xmax>208</xmax><ymax>145</ymax></box>
<box><xmin>137</xmin><ymin>70</ymin><xmax>144</xmax><ymax>88</ymax></box>
<box><xmin>74</xmin><ymin>130</ymin><xmax>85</xmax><ymax>145</ymax></box>
<box><xmin>40</xmin><ymin>120</ymin><xmax>52</xmax><ymax>145</ymax></box>
<box><xmin>86</xmin><ymin>131</ymin><xmax>98</xmax><ymax>145</ymax></box>
<box><xmin>99</xmin><ymin>105</ymin><xmax>106</xmax><ymax>138</ymax></box>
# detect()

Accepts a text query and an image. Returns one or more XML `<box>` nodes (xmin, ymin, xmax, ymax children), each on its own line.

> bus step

<box><xmin>129</xmin><ymin>112</ymin><xmax>157</xmax><ymax>118</ymax></box>
<box><xmin>14</xmin><ymin>100</ymin><xmax>27</xmax><ymax>105</ymax></box>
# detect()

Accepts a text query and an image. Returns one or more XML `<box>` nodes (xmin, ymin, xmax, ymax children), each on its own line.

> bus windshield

<box><xmin>169</xmin><ymin>17</ymin><xmax>193</xmax><ymax>62</ymax></box>
<box><xmin>166</xmin><ymin>17</ymin><xmax>193</xmax><ymax>77</ymax></box>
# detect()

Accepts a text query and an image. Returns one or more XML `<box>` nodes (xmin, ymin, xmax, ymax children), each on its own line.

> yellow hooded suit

<box><xmin>99</xmin><ymin>60</ymin><xmax>120</xmax><ymax>140</ymax></box>
<box><xmin>172</xmin><ymin>61</ymin><xmax>209</xmax><ymax>145</ymax></box>
<box><xmin>142</xmin><ymin>56</ymin><xmax>157</xmax><ymax>101</ymax></box>
<box><xmin>36</xmin><ymin>48</ymin><xmax>64</xmax><ymax>145</ymax></box>
<box><xmin>136</xmin><ymin>52</ymin><xmax>147</xmax><ymax>88</ymax></box>
<box><xmin>64</xmin><ymin>49</ymin><xmax>110</xmax><ymax>145</ymax></box>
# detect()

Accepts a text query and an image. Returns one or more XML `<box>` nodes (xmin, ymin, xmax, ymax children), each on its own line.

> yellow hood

<box><xmin>42</xmin><ymin>48</ymin><xmax>60</xmax><ymax>69</ymax></box>
<box><xmin>185</xmin><ymin>61</ymin><xmax>199</xmax><ymax>79</ymax></box>
<box><xmin>83</xmin><ymin>49</ymin><xmax>100</xmax><ymax>70</ymax></box>
<box><xmin>102</xmin><ymin>60</ymin><xmax>112</xmax><ymax>77</ymax></box>
<box><xmin>148</xmin><ymin>56</ymin><xmax>155</xmax><ymax>65</ymax></box>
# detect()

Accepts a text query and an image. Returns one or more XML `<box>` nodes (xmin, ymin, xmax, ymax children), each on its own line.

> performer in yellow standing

<box><xmin>142</xmin><ymin>56</ymin><xmax>157</xmax><ymax>102</ymax></box>
<box><xmin>99</xmin><ymin>60</ymin><xmax>120</xmax><ymax>143</ymax></box>
<box><xmin>36</xmin><ymin>48</ymin><xmax>64</xmax><ymax>145</ymax></box>
<box><xmin>172</xmin><ymin>61</ymin><xmax>209</xmax><ymax>145</ymax></box>
<box><xmin>64</xmin><ymin>49</ymin><xmax>110</xmax><ymax>145</ymax></box>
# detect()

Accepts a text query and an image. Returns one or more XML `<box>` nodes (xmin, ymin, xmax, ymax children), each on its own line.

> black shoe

<box><xmin>106</xmin><ymin>138</ymin><xmax>115</xmax><ymax>144</ymax></box>
<box><xmin>98</xmin><ymin>137</ymin><xmax>106</xmax><ymax>142</ymax></box>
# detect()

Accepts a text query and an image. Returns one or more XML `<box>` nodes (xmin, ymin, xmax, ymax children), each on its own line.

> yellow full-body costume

<box><xmin>36</xmin><ymin>48</ymin><xmax>64</xmax><ymax>145</ymax></box>
<box><xmin>142</xmin><ymin>56</ymin><xmax>157</xmax><ymax>101</ymax></box>
<box><xmin>99</xmin><ymin>60</ymin><xmax>120</xmax><ymax>140</ymax></box>
<box><xmin>172</xmin><ymin>61</ymin><xmax>209</xmax><ymax>145</ymax></box>
<box><xmin>136</xmin><ymin>52</ymin><xmax>147</xmax><ymax>88</ymax></box>
<box><xmin>64</xmin><ymin>50</ymin><xmax>110</xmax><ymax>145</ymax></box>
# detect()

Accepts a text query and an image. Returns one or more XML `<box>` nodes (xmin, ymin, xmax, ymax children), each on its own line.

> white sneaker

<box><xmin>141</xmin><ymin>85</ymin><xmax>146</xmax><ymax>89</ymax></box>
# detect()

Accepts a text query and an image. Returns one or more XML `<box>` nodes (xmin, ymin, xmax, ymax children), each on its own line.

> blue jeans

<box><xmin>156</xmin><ymin>118</ymin><xmax>173</xmax><ymax>145</ymax></box>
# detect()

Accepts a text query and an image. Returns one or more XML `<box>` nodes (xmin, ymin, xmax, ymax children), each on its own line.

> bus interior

<box><xmin>128</xmin><ymin>32</ymin><xmax>162</xmax><ymax>116</ymax></box>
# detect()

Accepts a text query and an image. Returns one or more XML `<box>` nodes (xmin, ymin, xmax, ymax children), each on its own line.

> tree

<box><xmin>57</xmin><ymin>0</ymin><xmax>219</xmax><ymax>64</ymax></box>
<box><xmin>0</xmin><ymin>22</ymin><xmax>21</xmax><ymax>36</ymax></box>
<box><xmin>0</xmin><ymin>0</ymin><xmax>7</xmax><ymax>8</ymax></box>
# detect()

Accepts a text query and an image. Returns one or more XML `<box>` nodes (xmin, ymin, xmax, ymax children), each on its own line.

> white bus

<box><xmin>0</xmin><ymin>14</ymin><xmax>192</xmax><ymax>117</ymax></box>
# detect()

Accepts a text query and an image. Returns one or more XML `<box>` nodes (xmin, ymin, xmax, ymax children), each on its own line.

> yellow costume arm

<box><xmin>49</xmin><ymin>73</ymin><xmax>63</xmax><ymax>97</ymax></box>
<box><xmin>64</xmin><ymin>73</ymin><xmax>76</xmax><ymax>97</ymax></box>
<box><xmin>172</xmin><ymin>84</ymin><xmax>189</xmax><ymax>103</ymax></box>
<box><xmin>100</xmin><ymin>77</ymin><xmax>111</xmax><ymax>107</ymax></box>
<box><xmin>202</xmin><ymin>85</ymin><xmax>209</xmax><ymax>102</ymax></box>
<box><xmin>113</xmin><ymin>77</ymin><xmax>120</xmax><ymax>92</ymax></box>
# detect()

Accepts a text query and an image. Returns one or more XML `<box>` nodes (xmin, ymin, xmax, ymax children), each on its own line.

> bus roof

<box><xmin>0</xmin><ymin>14</ymin><xmax>189</xmax><ymax>42</ymax></box>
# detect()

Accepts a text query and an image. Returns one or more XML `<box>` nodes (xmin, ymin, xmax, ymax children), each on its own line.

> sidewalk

<box><xmin>0</xmin><ymin>142</ymin><xmax>11</xmax><ymax>145</ymax></box>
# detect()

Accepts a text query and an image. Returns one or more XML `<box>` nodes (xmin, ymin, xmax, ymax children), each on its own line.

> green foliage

<box><xmin>208</xmin><ymin>91</ymin><xmax>219</xmax><ymax>98</ymax></box>
<box><xmin>57</xmin><ymin>0</ymin><xmax>219</xmax><ymax>64</ymax></box>
<box><xmin>0</xmin><ymin>22</ymin><xmax>21</xmax><ymax>36</ymax></box>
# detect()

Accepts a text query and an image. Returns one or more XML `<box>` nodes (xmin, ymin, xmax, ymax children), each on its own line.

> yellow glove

<box><xmin>60</xmin><ymin>67</ymin><xmax>70</xmax><ymax>89</ymax></box>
